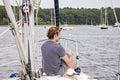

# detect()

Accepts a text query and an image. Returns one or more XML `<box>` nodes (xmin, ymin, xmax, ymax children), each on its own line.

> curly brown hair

<box><xmin>47</xmin><ymin>26</ymin><xmax>60</xmax><ymax>39</ymax></box>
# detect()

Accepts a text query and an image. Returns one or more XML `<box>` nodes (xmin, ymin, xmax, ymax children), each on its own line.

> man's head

<box><xmin>47</xmin><ymin>26</ymin><xmax>61</xmax><ymax>42</ymax></box>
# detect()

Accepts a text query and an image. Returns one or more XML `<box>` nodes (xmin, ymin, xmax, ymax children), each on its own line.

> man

<box><xmin>41</xmin><ymin>26</ymin><xmax>80</xmax><ymax>77</ymax></box>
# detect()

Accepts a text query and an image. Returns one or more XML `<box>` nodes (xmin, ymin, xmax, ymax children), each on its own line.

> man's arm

<box><xmin>62</xmin><ymin>55</ymin><xmax>77</xmax><ymax>69</ymax></box>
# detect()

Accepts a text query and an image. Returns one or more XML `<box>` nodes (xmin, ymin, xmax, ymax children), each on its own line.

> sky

<box><xmin>0</xmin><ymin>0</ymin><xmax>120</xmax><ymax>9</ymax></box>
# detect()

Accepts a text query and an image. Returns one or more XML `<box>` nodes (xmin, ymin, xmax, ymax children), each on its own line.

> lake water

<box><xmin>0</xmin><ymin>25</ymin><xmax>120</xmax><ymax>80</ymax></box>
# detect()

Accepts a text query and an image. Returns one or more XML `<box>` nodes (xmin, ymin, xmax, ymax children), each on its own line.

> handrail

<box><xmin>38</xmin><ymin>37</ymin><xmax>117</xmax><ymax>53</ymax></box>
<box><xmin>38</xmin><ymin>37</ymin><xmax>80</xmax><ymax>43</ymax></box>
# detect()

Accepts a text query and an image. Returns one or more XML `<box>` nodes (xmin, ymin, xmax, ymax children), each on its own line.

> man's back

<box><xmin>41</xmin><ymin>40</ymin><xmax>65</xmax><ymax>75</ymax></box>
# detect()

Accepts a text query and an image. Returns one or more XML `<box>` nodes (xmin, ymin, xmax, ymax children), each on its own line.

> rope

<box><xmin>0</xmin><ymin>28</ymin><xmax>10</xmax><ymax>38</ymax></box>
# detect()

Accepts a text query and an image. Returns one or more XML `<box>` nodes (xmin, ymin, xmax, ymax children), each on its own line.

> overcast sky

<box><xmin>0</xmin><ymin>0</ymin><xmax>120</xmax><ymax>8</ymax></box>
<box><xmin>41</xmin><ymin>0</ymin><xmax>120</xmax><ymax>8</ymax></box>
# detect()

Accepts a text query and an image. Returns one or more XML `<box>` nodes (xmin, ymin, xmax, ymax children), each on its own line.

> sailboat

<box><xmin>60</xmin><ymin>22</ymin><xmax>73</xmax><ymax>30</ymax></box>
<box><xmin>113</xmin><ymin>22</ymin><xmax>120</xmax><ymax>27</ymax></box>
<box><xmin>2</xmin><ymin>0</ymin><xmax>97</xmax><ymax>80</ymax></box>
<box><xmin>99</xmin><ymin>8</ymin><xmax>108</xmax><ymax>29</ymax></box>
<box><xmin>110</xmin><ymin>0</ymin><xmax>120</xmax><ymax>27</ymax></box>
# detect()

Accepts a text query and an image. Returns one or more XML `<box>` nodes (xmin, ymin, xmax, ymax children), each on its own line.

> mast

<box><xmin>100</xmin><ymin>9</ymin><xmax>104</xmax><ymax>25</ymax></box>
<box><xmin>110</xmin><ymin>0</ymin><xmax>119</xmax><ymax>24</ymax></box>
<box><xmin>86</xmin><ymin>16</ymin><xmax>88</xmax><ymax>25</ymax></box>
<box><xmin>105</xmin><ymin>8</ymin><xmax>108</xmax><ymax>25</ymax></box>
<box><xmin>54</xmin><ymin>0</ymin><xmax>60</xmax><ymax>28</ymax></box>
<box><xmin>51</xmin><ymin>9</ymin><xmax>53</xmax><ymax>25</ymax></box>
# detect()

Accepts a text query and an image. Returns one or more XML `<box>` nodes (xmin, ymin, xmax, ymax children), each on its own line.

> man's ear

<box><xmin>54</xmin><ymin>34</ymin><xmax>57</xmax><ymax>38</ymax></box>
<box><xmin>54</xmin><ymin>34</ymin><xmax>57</xmax><ymax>37</ymax></box>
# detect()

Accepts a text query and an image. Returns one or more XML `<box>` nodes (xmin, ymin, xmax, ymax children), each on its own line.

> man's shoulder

<box><xmin>42</xmin><ymin>40</ymin><xmax>57</xmax><ymax>46</ymax></box>
<box><xmin>42</xmin><ymin>41</ymin><xmax>49</xmax><ymax>47</ymax></box>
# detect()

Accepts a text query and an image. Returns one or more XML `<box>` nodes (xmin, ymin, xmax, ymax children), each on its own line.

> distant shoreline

<box><xmin>0</xmin><ymin>25</ymin><xmax>9</xmax><ymax>27</ymax></box>
<box><xmin>0</xmin><ymin>25</ymin><xmax>98</xmax><ymax>27</ymax></box>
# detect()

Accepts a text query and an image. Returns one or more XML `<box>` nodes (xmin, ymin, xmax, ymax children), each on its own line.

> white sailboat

<box><xmin>61</xmin><ymin>24</ymin><xmax>73</xmax><ymax>30</ymax></box>
<box><xmin>2</xmin><ymin>0</ymin><xmax>97</xmax><ymax>80</ymax></box>
<box><xmin>60</xmin><ymin>22</ymin><xmax>73</xmax><ymax>30</ymax></box>
<box><xmin>61</xmin><ymin>27</ymin><xmax>73</xmax><ymax>30</ymax></box>
<box><xmin>110</xmin><ymin>0</ymin><xmax>120</xmax><ymax>27</ymax></box>
<box><xmin>99</xmin><ymin>8</ymin><xmax>108</xmax><ymax>29</ymax></box>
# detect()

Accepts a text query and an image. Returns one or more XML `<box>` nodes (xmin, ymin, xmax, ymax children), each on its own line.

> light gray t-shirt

<box><xmin>41</xmin><ymin>40</ymin><xmax>66</xmax><ymax>75</ymax></box>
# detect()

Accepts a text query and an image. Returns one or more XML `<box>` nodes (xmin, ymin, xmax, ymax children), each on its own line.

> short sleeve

<box><xmin>56</xmin><ymin>44</ymin><xmax>66</xmax><ymax>57</ymax></box>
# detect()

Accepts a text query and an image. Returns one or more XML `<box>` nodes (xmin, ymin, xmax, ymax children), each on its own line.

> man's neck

<box><xmin>49</xmin><ymin>39</ymin><xmax>56</xmax><ymax>42</ymax></box>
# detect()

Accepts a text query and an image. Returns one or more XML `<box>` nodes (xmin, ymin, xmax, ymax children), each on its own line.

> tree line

<box><xmin>0</xmin><ymin>6</ymin><xmax>120</xmax><ymax>25</ymax></box>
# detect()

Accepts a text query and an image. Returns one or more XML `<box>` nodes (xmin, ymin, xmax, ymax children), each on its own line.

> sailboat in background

<box><xmin>60</xmin><ymin>21</ymin><xmax>73</xmax><ymax>30</ymax></box>
<box><xmin>99</xmin><ymin>8</ymin><xmax>108</xmax><ymax>29</ymax></box>
<box><xmin>110</xmin><ymin>0</ymin><xmax>120</xmax><ymax>27</ymax></box>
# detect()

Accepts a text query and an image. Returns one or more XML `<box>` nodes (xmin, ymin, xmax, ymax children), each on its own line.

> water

<box><xmin>0</xmin><ymin>25</ymin><xmax>120</xmax><ymax>80</ymax></box>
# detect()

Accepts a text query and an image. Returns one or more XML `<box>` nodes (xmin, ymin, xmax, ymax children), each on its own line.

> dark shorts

<box><xmin>57</xmin><ymin>59</ymin><xmax>67</xmax><ymax>76</ymax></box>
<box><xmin>57</xmin><ymin>53</ymin><xmax>71</xmax><ymax>76</ymax></box>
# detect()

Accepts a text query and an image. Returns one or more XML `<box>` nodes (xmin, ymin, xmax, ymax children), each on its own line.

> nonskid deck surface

<box><xmin>3</xmin><ymin>72</ymin><xmax>96</xmax><ymax>80</ymax></box>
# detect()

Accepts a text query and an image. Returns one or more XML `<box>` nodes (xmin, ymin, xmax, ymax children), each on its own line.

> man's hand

<box><xmin>66</xmin><ymin>49</ymin><xmax>73</xmax><ymax>56</ymax></box>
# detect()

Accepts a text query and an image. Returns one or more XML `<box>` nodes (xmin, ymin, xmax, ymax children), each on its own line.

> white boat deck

<box><xmin>38</xmin><ymin>72</ymin><xmax>96</xmax><ymax>80</ymax></box>
<box><xmin>3</xmin><ymin>72</ymin><xmax>96</xmax><ymax>80</ymax></box>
